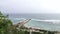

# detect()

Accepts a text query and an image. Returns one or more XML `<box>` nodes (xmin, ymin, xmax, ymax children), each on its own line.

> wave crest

<box><xmin>31</xmin><ymin>19</ymin><xmax>60</xmax><ymax>24</ymax></box>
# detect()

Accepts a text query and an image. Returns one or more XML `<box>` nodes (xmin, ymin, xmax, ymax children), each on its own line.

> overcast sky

<box><xmin>0</xmin><ymin>0</ymin><xmax>60</xmax><ymax>14</ymax></box>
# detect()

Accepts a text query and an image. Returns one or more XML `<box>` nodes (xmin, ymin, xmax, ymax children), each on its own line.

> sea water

<box><xmin>7</xmin><ymin>14</ymin><xmax>60</xmax><ymax>31</ymax></box>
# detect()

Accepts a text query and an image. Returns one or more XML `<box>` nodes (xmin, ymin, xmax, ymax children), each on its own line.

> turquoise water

<box><xmin>9</xmin><ymin>18</ymin><xmax>60</xmax><ymax>31</ymax></box>
<box><xmin>24</xmin><ymin>19</ymin><xmax>60</xmax><ymax>31</ymax></box>
<box><xmin>9</xmin><ymin>18</ymin><xmax>24</xmax><ymax>24</ymax></box>
<box><xmin>8</xmin><ymin>14</ymin><xmax>60</xmax><ymax>31</ymax></box>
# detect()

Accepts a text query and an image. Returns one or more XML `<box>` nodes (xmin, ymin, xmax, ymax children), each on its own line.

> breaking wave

<box><xmin>31</xmin><ymin>19</ymin><xmax>60</xmax><ymax>24</ymax></box>
<box><xmin>9</xmin><ymin>17</ymin><xmax>60</xmax><ymax>24</ymax></box>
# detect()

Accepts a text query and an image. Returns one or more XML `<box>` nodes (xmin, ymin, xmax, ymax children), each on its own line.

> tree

<box><xmin>0</xmin><ymin>11</ymin><xmax>13</xmax><ymax>34</ymax></box>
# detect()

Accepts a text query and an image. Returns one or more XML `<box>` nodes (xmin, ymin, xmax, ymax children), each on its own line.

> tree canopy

<box><xmin>0</xmin><ymin>11</ymin><xmax>13</xmax><ymax>34</ymax></box>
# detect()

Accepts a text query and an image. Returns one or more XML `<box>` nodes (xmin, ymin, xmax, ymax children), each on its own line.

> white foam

<box><xmin>31</xmin><ymin>19</ymin><xmax>60</xmax><ymax>24</ymax></box>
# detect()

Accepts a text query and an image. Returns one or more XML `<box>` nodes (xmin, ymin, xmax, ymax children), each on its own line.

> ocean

<box><xmin>6</xmin><ymin>14</ymin><xmax>60</xmax><ymax>31</ymax></box>
<box><xmin>9</xmin><ymin>14</ymin><xmax>60</xmax><ymax>19</ymax></box>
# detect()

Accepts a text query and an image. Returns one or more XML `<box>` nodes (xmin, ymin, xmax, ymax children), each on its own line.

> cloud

<box><xmin>0</xmin><ymin>0</ymin><xmax>60</xmax><ymax>13</ymax></box>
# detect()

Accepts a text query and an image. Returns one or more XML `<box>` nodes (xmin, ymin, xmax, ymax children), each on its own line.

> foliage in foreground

<box><xmin>0</xmin><ymin>12</ymin><xmax>13</xmax><ymax>34</ymax></box>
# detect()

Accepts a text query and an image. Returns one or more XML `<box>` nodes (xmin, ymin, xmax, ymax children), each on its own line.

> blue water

<box><xmin>9</xmin><ymin>14</ymin><xmax>60</xmax><ymax>20</ymax></box>
<box><xmin>7</xmin><ymin>14</ymin><xmax>60</xmax><ymax>31</ymax></box>
<box><xmin>24</xmin><ymin>20</ymin><xmax>60</xmax><ymax>31</ymax></box>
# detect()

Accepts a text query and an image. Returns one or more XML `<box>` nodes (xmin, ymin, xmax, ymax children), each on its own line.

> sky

<box><xmin>0</xmin><ymin>0</ymin><xmax>60</xmax><ymax>14</ymax></box>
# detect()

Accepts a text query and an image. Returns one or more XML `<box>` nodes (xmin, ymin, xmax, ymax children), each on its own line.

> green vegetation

<box><xmin>0</xmin><ymin>12</ymin><xmax>13</xmax><ymax>34</ymax></box>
